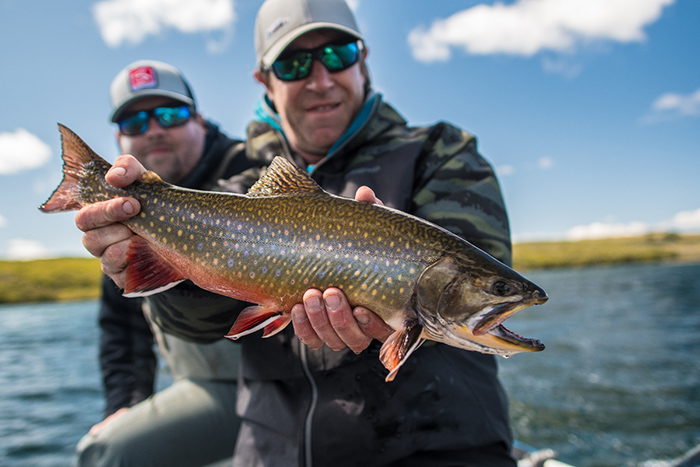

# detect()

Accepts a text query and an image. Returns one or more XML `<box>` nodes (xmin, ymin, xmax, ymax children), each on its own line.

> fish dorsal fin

<box><xmin>247</xmin><ymin>156</ymin><xmax>323</xmax><ymax>197</ymax></box>
<box><xmin>141</xmin><ymin>170</ymin><xmax>166</xmax><ymax>185</ymax></box>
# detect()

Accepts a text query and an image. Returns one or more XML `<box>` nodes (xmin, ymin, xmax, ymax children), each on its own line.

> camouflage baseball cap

<box><xmin>109</xmin><ymin>60</ymin><xmax>196</xmax><ymax>122</ymax></box>
<box><xmin>255</xmin><ymin>0</ymin><xmax>364</xmax><ymax>68</ymax></box>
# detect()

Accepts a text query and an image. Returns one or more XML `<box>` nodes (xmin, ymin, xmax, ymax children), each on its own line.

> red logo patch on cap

<box><xmin>129</xmin><ymin>66</ymin><xmax>157</xmax><ymax>91</ymax></box>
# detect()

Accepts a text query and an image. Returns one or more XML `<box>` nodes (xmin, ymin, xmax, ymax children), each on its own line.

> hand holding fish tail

<box><xmin>75</xmin><ymin>154</ymin><xmax>147</xmax><ymax>288</ymax></box>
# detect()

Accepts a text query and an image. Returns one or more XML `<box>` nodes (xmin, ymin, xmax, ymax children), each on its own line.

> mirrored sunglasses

<box><xmin>118</xmin><ymin>105</ymin><xmax>193</xmax><ymax>136</ymax></box>
<box><xmin>268</xmin><ymin>41</ymin><xmax>362</xmax><ymax>82</ymax></box>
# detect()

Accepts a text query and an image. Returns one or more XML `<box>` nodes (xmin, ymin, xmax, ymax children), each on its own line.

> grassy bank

<box><xmin>513</xmin><ymin>233</ymin><xmax>700</xmax><ymax>270</ymax></box>
<box><xmin>1</xmin><ymin>233</ymin><xmax>699</xmax><ymax>304</ymax></box>
<box><xmin>0</xmin><ymin>257</ymin><xmax>102</xmax><ymax>304</ymax></box>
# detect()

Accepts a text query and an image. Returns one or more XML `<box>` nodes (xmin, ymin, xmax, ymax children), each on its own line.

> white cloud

<box><xmin>496</xmin><ymin>164</ymin><xmax>515</xmax><ymax>176</ymax></box>
<box><xmin>566</xmin><ymin>221</ymin><xmax>649</xmax><ymax>241</ymax></box>
<box><xmin>642</xmin><ymin>88</ymin><xmax>700</xmax><ymax>123</ymax></box>
<box><xmin>408</xmin><ymin>0</ymin><xmax>674</xmax><ymax>62</ymax></box>
<box><xmin>0</xmin><ymin>129</ymin><xmax>52</xmax><ymax>175</ymax></box>
<box><xmin>6</xmin><ymin>239</ymin><xmax>49</xmax><ymax>260</ymax></box>
<box><xmin>93</xmin><ymin>0</ymin><xmax>236</xmax><ymax>49</ymax></box>
<box><xmin>538</xmin><ymin>157</ymin><xmax>554</xmax><ymax>169</ymax></box>
<box><xmin>564</xmin><ymin>207</ymin><xmax>700</xmax><ymax>241</ymax></box>
<box><xmin>671</xmin><ymin>207</ymin><xmax>700</xmax><ymax>229</ymax></box>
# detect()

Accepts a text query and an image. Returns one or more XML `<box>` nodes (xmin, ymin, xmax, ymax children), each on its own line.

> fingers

<box><xmin>105</xmin><ymin>155</ymin><xmax>147</xmax><ymax>187</ymax></box>
<box><xmin>75</xmin><ymin>196</ymin><xmax>140</xmax><ymax>290</ymax></box>
<box><xmin>292</xmin><ymin>289</ymin><xmax>345</xmax><ymax>351</ymax></box>
<box><xmin>75</xmin><ymin>197</ymin><xmax>140</xmax><ymax>233</ymax></box>
<box><xmin>292</xmin><ymin>288</ymin><xmax>389</xmax><ymax>354</ymax></box>
<box><xmin>354</xmin><ymin>186</ymin><xmax>383</xmax><ymax>206</ymax></box>
<box><xmin>352</xmin><ymin>307</ymin><xmax>395</xmax><ymax>343</ymax></box>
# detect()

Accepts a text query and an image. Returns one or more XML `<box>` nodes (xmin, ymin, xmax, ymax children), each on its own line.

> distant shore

<box><xmin>2</xmin><ymin>233</ymin><xmax>699</xmax><ymax>304</ymax></box>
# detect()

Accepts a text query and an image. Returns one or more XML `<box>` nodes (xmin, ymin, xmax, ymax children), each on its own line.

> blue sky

<box><xmin>0</xmin><ymin>0</ymin><xmax>698</xmax><ymax>259</ymax></box>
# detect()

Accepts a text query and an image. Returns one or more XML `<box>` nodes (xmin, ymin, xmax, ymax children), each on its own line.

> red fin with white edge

<box><xmin>379</xmin><ymin>319</ymin><xmax>425</xmax><ymax>382</ymax></box>
<box><xmin>123</xmin><ymin>236</ymin><xmax>185</xmax><ymax>297</ymax></box>
<box><xmin>226</xmin><ymin>305</ymin><xmax>286</xmax><ymax>340</ymax></box>
<box><xmin>262</xmin><ymin>315</ymin><xmax>292</xmax><ymax>338</ymax></box>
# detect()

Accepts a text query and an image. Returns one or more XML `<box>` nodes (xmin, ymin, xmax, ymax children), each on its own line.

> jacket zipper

<box><xmin>300</xmin><ymin>341</ymin><xmax>318</xmax><ymax>467</ymax></box>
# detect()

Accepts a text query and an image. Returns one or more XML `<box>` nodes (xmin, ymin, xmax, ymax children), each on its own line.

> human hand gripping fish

<box><xmin>41</xmin><ymin>125</ymin><xmax>548</xmax><ymax>382</ymax></box>
<box><xmin>71</xmin><ymin>130</ymin><xmax>393</xmax><ymax>355</ymax></box>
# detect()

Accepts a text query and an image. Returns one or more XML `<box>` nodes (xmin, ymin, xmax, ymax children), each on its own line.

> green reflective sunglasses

<box><xmin>268</xmin><ymin>41</ymin><xmax>362</xmax><ymax>82</ymax></box>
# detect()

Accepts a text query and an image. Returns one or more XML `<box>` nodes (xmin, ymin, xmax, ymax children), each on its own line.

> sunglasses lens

<box><xmin>154</xmin><ymin>106</ymin><xmax>192</xmax><ymax>128</ymax></box>
<box><xmin>118</xmin><ymin>106</ymin><xmax>191</xmax><ymax>135</ymax></box>
<box><xmin>272</xmin><ymin>53</ymin><xmax>313</xmax><ymax>81</ymax></box>
<box><xmin>271</xmin><ymin>41</ymin><xmax>360</xmax><ymax>82</ymax></box>
<box><xmin>118</xmin><ymin>112</ymin><xmax>149</xmax><ymax>136</ymax></box>
<box><xmin>321</xmin><ymin>43</ymin><xmax>359</xmax><ymax>72</ymax></box>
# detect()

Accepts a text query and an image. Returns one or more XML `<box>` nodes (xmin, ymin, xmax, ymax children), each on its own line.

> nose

<box><xmin>143</xmin><ymin>116</ymin><xmax>166</xmax><ymax>136</ymax></box>
<box><xmin>305</xmin><ymin>59</ymin><xmax>334</xmax><ymax>91</ymax></box>
<box><xmin>532</xmin><ymin>285</ymin><xmax>548</xmax><ymax>304</ymax></box>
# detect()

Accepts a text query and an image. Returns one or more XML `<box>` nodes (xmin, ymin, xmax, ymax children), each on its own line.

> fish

<box><xmin>40</xmin><ymin>124</ymin><xmax>548</xmax><ymax>381</ymax></box>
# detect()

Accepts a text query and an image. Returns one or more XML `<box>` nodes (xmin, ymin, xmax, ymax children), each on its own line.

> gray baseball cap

<box><xmin>109</xmin><ymin>60</ymin><xmax>196</xmax><ymax>122</ymax></box>
<box><xmin>255</xmin><ymin>0</ymin><xmax>364</xmax><ymax>68</ymax></box>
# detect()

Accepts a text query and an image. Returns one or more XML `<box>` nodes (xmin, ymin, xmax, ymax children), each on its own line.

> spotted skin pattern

<box><xmin>41</xmin><ymin>125</ymin><xmax>547</xmax><ymax>381</ymax></box>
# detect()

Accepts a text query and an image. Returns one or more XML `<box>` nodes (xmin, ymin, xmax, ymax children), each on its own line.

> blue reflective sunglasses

<box><xmin>118</xmin><ymin>105</ymin><xmax>193</xmax><ymax>136</ymax></box>
<box><xmin>268</xmin><ymin>41</ymin><xmax>362</xmax><ymax>82</ymax></box>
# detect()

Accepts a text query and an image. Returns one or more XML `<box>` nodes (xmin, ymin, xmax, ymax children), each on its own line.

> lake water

<box><xmin>0</xmin><ymin>262</ymin><xmax>698</xmax><ymax>466</ymax></box>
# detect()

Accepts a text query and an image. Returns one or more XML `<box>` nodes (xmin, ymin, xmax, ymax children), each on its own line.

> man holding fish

<box><xmin>69</xmin><ymin>0</ymin><xmax>544</xmax><ymax>465</ymax></box>
<box><xmin>75</xmin><ymin>61</ymin><xmax>249</xmax><ymax>466</ymax></box>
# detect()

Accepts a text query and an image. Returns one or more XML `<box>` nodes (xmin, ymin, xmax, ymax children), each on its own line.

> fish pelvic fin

<box><xmin>379</xmin><ymin>319</ymin><xmax>425</xmax><ymax>382</ymax></box>
<box><xmin>122</xmin><ymin>237</ymin><xmax>185</xmax><ymax>297</ymax></box>
<box><xmin>225</xmin><ymin>305</ymin><xmax>287</xmax><ymax>340</ymax></box>
<box><xmin>247</xmin><ymin>157</ymin><xmax>324</xmax><ymax>197</ymax></box>
<box><xmin>39</xmin><ymin>124</ymin><xmax>111</xmax><ymax>213</ymax></box>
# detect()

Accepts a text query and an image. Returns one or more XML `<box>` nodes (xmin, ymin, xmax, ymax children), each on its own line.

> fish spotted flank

<box><xmin>40</xmin><ymin>124</ymin><xmax>548</xmax><ymax>381</ymax></box>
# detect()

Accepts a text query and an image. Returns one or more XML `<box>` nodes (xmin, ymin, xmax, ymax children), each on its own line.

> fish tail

<box><xmin>39</xmin><ymin>123</ymin><xmax>111</xmax><ymax>213</ymax></box>
<box><xmin>225</xmin><ymin>306</ymin><xmax>287</xmax><ymax>340</ymax></box>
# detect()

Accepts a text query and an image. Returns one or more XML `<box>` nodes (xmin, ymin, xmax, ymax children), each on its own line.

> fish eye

<box><xmin>492</xmin><ymin>280</ymin><xmax>510</xmax><ymax>296</ymax></box>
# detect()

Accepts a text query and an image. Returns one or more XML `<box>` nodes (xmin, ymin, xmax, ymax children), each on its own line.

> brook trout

<box><xmin>41</xmin><ymin>124</ymin><xmax>547</xmax><ymax>381</ymax></box>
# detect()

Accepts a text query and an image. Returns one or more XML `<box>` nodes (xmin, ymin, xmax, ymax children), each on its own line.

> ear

<box><xmin>253</xmin><ymin>69</ymin><xmax>266</xmax><ymax>85</ymax></box>
<box><xmin>194</xmin><ymin>112</ymin><xmax>207</xmax><ymax>127</ymax></box>
<box><xmin>253</xmin><ymin>70</ymin><xmax>275</xmax><ymax>104</ymax></box>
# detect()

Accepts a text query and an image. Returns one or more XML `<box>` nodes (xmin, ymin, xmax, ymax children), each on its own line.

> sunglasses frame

<box><xmin>118</xmin><ymin>105</ymin><xmax>193</xmax><ymax>136</ymax></box>
<box><xmin>266</xmin><ymin>40</ymin><xmax>363</xmax><ymax>82</ymax></box>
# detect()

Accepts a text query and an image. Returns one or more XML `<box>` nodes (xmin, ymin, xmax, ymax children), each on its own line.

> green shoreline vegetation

<box><xmin>1</xmin><ymin>233</ymin><xmax>699</xmax><ymax>305</ymax></box>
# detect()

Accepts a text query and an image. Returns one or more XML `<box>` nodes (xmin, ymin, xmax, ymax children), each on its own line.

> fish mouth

<box><xmin>473</xmin><ymin>291</ymin><xmax>548</xmax><ymax>337</ymax></box>
<box><xmin>486</xmin><ymin>324</ymin><xmax>545</xmax><ymax>352</ymax></box>
<box><xmin>463</xmin><ymin>292</ymin><xmax>547</xmax><ymax>353</ymax></box>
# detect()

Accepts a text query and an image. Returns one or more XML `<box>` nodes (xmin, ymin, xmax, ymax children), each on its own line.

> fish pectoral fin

<box><xmin>123</xmin><ymin>237</ymin><xmax>185</xmax><ymax>297</ymax></box>
<box><xmin>225</xmin><ymin>305</ymin><xmax>286</xmax><ymax>340</ymax></box>
<box><xmin>379</xmin><ymin>319</ymin><xmax>425</xmax><ymax>382</ymax></box>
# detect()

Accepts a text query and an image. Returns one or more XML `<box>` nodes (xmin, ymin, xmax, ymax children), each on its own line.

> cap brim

<box><xmin>110</xmin><ymin>91</ymin><xmax>195</xmax><ymax>122</ymax></box>
<box><xmin>260</xmin><ymin>23</ymin><xmax>364</xmax><ymax>67</ymax></box>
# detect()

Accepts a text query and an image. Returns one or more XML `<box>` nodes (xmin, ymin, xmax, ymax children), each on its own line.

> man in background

<box><xmin>75</xmin><ymin>60</ymin><xmax>249</xmax><ymax>467</ymax></box>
